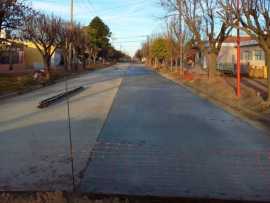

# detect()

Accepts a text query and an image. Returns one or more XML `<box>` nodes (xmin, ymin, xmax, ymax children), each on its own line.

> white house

<box><xmin>0</xmin><ymin>30</ymin><xmax>6</xmax><ymax>39</ymax></box>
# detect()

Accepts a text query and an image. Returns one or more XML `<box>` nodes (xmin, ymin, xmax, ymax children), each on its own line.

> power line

<box><xmin>82</xmin><ymin>0</ymin><xmax>95</xmax><ymax>14</ymax></box>
<box><xmin>91</xmin><ymin>0</ymin><xmax>150</xmax><ymax>15</ymax></box>
<box><xmin>113</xmin><ymin>40</ymin><xmax>144</xmax><ymax>43</ymax></box>
<box><xmin>113</xmin><ymin>35</ymin><xmax>148</xmax><ymax>39</ymax></box>
<box><xmin>86</xmin><ymin>0</ymin><xmax>97</xmax><ymax>13</ymax></box>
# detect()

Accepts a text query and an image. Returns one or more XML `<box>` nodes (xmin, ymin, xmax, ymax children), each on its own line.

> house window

<box><xmin>0</xmin><ymin>50</ymin><xmax>19</xmax><ymax>64</ymax></box>
<box><xmin>244</xmin><ymin>51</ymin><xmax>252</xmax><ymax>61</ymax></box>
<box><xmin>255</xmin><ymin>50</ymin><xmax>264</xmax><ymax>60</ymax></box>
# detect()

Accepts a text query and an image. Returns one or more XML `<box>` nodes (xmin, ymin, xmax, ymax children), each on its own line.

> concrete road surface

<box><xmin>0</xmin><ymin>64</ymin><xmax>126</xmax><ymax>191</ymax></box>
<box><xmin>1</xmin><ymin>63</ymin><xmax>270</xmax><ymax>202</ymax></box>
<box><xmin>79</xmin><ymin>64</ymin><xmax>270</xmax><ymax>202</ymax></box>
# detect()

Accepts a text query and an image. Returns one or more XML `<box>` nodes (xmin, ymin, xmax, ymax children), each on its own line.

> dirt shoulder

<box><xmin>0</xmin><ymin>192</ymin><xmax>264</xmax><ymax>203</ymax></box>
<box><xmin>155</xmin><ymin>67</ymin><xmax>270</xmax><ymax>131</ymax></box>
<box><xmin>0</xmin><ymin>63</ymin><xmax>116</xmax><ymax>100</ymax></box>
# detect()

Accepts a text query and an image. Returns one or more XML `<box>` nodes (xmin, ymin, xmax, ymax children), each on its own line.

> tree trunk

<box><xmin>92</xmin><ymin>53</ymin><xmax>97</xmax><ymax>64</ymax></box>
<box><xmin>265</xmin><ymin>50</ymin><xmax>270</xmax><ymax>102</ymax></box>
<box><xmin>9</xmin><ymin>47</ymin><xmax>13</xmax><ymax>71</ymax></box>
<box><xmin>83</xmin><ymin>60</ymin><xmax>86</xmax><ymax>70</ymax></box>
<box><xmin>174</xmin><ymin>58</ymin><xmax>177</xmax><ymax>72</ymax></box>
<box><xmin>207</xmin><ymin>52</ymin><xmax>218</xmax><ymax>79</ymax></box>
<box><xmin>43</xmin><ymin>55</ymin><xmax>51</xmax><ymax>80</ymax></box>
<box><xmin>74</xmin><ymin>62</ymin><xmax>78</xmax><ymax>72</ymax></box>
<box><xmin>43</xmin><ymin>55</ymin><xmax>51</xmax><ymax>69</ymax></box>
<box><xmin>63</xmin><ymin>54</ymin><xmax>69</xmax><ymax>71</ymax></box>
<box><xmin>170</xmin><ymin>57</ymin><xmax>173</xmax><ymax>71</ymax></box>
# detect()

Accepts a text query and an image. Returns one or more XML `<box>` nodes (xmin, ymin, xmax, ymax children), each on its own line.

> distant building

<box><xmin>240</xmin><ymin>40</ymin><xmax>265</xmax><ymax>67</ymax></box>
<box><xmin>0</xmin><ymin>40</ymin><xmax>63</xmax><ymax>72</ymax></box>
<box><xmin>195</xmin><ymin>36</ymin><xmax>266</xmax><ymax>74</ymax></box>
<box><xmin>0</xmin><ymin>30</ymin><xmax>6</xmax><ymax>39</ymax></box>
<box><xmin>216</xmin><ymin>36</ymin><xmax>265</xmax><ymax>67</ymax></box>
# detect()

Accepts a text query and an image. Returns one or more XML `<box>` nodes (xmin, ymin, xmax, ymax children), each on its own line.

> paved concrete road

<box><xmin>0</xmin><ymin>64</ymin><xmax>127</xmax><ymax>191</ymax></box>
<box><xmin>79</xmin><ymin>65</ymin><xmax>270</xmax><ymax>202</ymax></box>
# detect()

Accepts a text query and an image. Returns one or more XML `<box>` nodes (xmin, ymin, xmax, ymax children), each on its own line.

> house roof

<box><xmin>221</xmin><ymin>36</ymin><xmax>262</xmax><ymax>48</ymax></box>
<box><xmin>223</xmin><ymin>36</ymin><xmax>252</xmax><ymax>43</ymax></box>
<box><xmin>190</xmin><ymin>35</ymin><xmax>258</xmax><ymax>51</ymax></box>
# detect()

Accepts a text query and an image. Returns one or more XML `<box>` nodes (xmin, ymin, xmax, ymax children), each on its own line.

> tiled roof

<box><xmin>223</xmin><ymin>36</ymin><xmax>253</xmax><ymax>43</ymax></box>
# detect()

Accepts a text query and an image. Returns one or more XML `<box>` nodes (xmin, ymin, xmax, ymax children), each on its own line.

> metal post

<box><xmin>179</xmin><ymin>1</ymin><xmax>183</xmax><ymax>78</ymax></box>
<box><xmin>147</xmin><ymin>36</ymin><xmax>150</xmax><ymax>65</ymax></box>
<box><xmin>66</xmin><ymin>0</ymin><xmax>75</xmax><ymax>191</ymax></box>
<box><xmin>68</xmin><ymin>0</ymin><xmax>74</xmax><ymax>71</ymax></box>
<box><xmin>236</xmin><ymin>0</ymin><xmax>241</xmax><ymax>97</ymax></box>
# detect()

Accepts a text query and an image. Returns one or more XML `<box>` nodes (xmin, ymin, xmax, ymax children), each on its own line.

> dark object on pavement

<box><xmin>38</xmin><ymin>86</ymin><xmax>84</xmax><ymax>108</ymax></box>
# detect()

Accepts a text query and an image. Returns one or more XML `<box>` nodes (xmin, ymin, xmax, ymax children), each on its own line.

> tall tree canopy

<box><xmin>85</xmin><ymin>16</ymin><xmax>111</xmax><ymax>63</ymax></box>
<box><xmin>151</xmin><ymin>37</ymin><xmax>170</xmax><ymax>63</ymax></box>
<box><xmin>87</xmin><ymin>17</ymin><xmax>111</xmax><ymax>49</ymax></box>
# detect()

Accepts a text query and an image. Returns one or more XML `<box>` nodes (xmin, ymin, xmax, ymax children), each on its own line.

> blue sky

<box><xmin>31</xmin><ymin>0</ymin><xmax>167</xmax><ymax>56</ymax></box>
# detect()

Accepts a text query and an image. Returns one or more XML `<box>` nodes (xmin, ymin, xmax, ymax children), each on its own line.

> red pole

<box><xmin>236</xmin><ymin>0</ymin><xmax>241</xmax><ymax>97</ymax></box>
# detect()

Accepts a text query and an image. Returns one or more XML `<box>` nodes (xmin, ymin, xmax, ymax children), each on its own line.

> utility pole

<box><xmin>167</xmin><ymin>22</ymin><xmax>173</xmax><ymax>71</ymax></box>
<box><xmin>68</xmin><ymin>0</ymin><xmax>74</xmax><ymax>71</ymax></box>
<box><xmin>66</xmin><ymin>0</ymin><xmax>75</xmax><ymax>192</ymax></box>
<box><xmin>147</xmin><ymin>35</ymin><xmax>150</xmax><ymax>65</ymax></box>
<box><xmin>236</xmin><ymin>0</ymin><xmax>241</xmax><ymax>97</ymax></box>
<box><xmin>179</xmin><ymin>1</ymin><xmax>183</xmax><ymax>78</ymax></box>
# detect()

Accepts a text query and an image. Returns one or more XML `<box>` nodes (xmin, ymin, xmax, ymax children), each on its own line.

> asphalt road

<box><xmin>79</xmin><ymin>64</ymin><xmax>270</xmax><ymax>202</ymax></box>
<box><xmin>1</xmin><ymin>63</ymin><xmax>270</xmax><ymax>202</ymax></box>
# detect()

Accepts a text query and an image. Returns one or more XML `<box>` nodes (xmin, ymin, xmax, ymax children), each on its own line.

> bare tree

<box><xmin>167</xmin><ymin>16</ymin><xmax>192</xmax><ymax>69</ymax></box>
<box><xmin>89</xmin><ymin>47</ymin><xmax>99</xmax><ymax>64</ymax></box>
<box><xmin>221</xmin><ymin>0</ymin><xmax>270</xmax><ymax>101</ymax></box>
<box><xmin>161</xmin><ymin>0</ymin><xmax>232</xmax><ymax>79</ymax></box>
<box><xmin>0</xmin><ymin>0</ymin><xmax>33</xmax><ymax>35</ymax></box>
<box><xmin>73</xmin><ymin>26</ymin><xmax>89</xmax><ymax>70</ymax></box>
<box><xmin>58</xmin><ymin>22</ymin><xmax>73</xmax><ymax>71</ymax></box>
<box><xmin>23</xmin><ymin>14</ymin><xmax>63</xmax><ymax>74</ymax></box>
<box><xmin>166</xmin><ymin>21</ymin><xmax>176</xmax><ymax>70</ymax></box>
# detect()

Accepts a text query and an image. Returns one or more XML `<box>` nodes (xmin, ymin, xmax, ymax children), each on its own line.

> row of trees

<box><xmin>137</xmin><ymin>0</ymin><xmax>270</xmax><ymax>101</ymax></box>
<box><xmin>1</xmin><ymin>0</ymin><xmax>127</xmax><ymax>74</ymax></box>
<box><xmin>135</xmin><ymin>17</ymin><xmax>191</xmax><ymax>71</ymax></box>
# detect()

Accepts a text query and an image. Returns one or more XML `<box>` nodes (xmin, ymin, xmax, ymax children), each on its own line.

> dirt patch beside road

<box><xmin>0</xmin><ymin>63</ymin><xmax>116</xmax><ymax>99</ymax></box>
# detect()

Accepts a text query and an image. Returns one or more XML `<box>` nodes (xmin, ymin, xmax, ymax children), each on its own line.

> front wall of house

<box><xmin>240</xmin><ymin>45</ymin><xmax>265</xmax><ymax>66</ymax></box>
<box><xmin>23</xmin><ymin>41</ymin><xmax>44</xmax><ymax>69</ymax></box>
<box><xmin>218</xmin><ymin>46</ymin><xmax>236</xmax><ymax>64</ymax></box>
<box><xmin>23</xmin><ymin>42</ymin><xmax>62</xmax><ymax>69</ymax></box>
<box><xmin>24</xmin><ymin>46</ymin><xmax>44</xmax><ymax>68</ymax></box>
